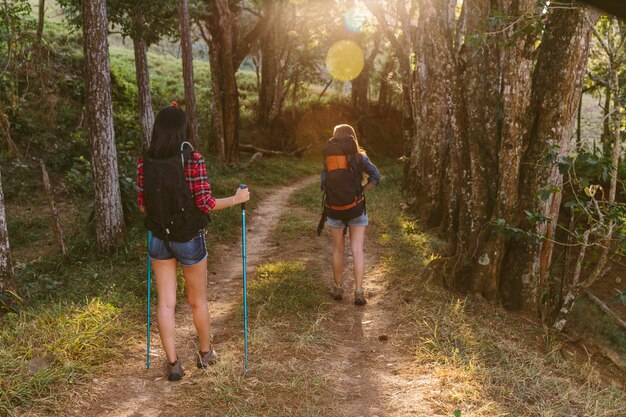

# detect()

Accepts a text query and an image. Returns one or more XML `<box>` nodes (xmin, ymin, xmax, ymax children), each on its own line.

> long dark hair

<box><xmin>147</xmin><ymin>105</ymin><xmax>188</xmax><ymax>159</ymax></box>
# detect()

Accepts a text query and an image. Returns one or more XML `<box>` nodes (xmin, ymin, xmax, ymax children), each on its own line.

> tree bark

<box><xmin>466</xmin><ymin>0</ymin><xmax>537</xmax><ymax>302</ymax></box>
<box><xmin>83</xmin><ymin>0</ymin><xmax>125</xmax><ymax>252</ymax></box>
<box><xmin>178</xmin><ymin>0</ymin><xmax>199</xmax><ymax>147</ymax></box>
<box><xmin>132</xmin><ymin>13</ymin><xmax>154</xmax><ymax>148</ymax></box>
<box><xmin>410</xmin><ymin>0</ymin><xmax>458</xmax><ymax>228</ymax></box>
<box><xmin>0</xmin><ymin>168</ymin><xmax>15</xmax><ymax>294</ymax></box>
<box><xmin>510</xmin><ymin>4</ymin><xmax>598</xmax><ymax>314</ymax></box>
<box><xmin>37</xmin><ymin>0</ymin><xmax>45</xmax><ymax>43</ymax></box>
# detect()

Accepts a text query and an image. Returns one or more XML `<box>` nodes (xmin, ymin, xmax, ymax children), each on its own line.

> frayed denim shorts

<box><xmin>148</xmin><ymin>231</ymin><xmax>207</xmax><ymax>266</ymax></box>
<box><xmin>327</xmin><ymin>212</ymin><xmax>369</xmax><ymax>228</ymax></box>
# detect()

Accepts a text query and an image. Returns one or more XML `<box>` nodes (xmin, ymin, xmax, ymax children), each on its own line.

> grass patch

<box><xmin>249</xmin><ymin>261</ymin><xmax>328</xmax><ymax>323</ymax></box>
<box><xmin>0</xmin><ymin>298</ymin><xmax>133</xmax><ymax>416</ymax></box>
<box><xmin>275</xmin><ymin>213</ymin><xmax>317</xmax><ymax>240</ymax></box>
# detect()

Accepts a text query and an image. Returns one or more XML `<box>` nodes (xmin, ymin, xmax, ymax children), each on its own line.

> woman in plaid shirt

<box><xmin>137</xmin><ymin>104</ymin><xmax>250</xmax><ymax>381</ymax></box>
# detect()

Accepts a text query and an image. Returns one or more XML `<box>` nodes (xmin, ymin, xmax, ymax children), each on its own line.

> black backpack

<box><xmin>143</xmin><ymin>142</ymin><xmax>208</xmax><ymax>242</ymax></box>
<box><xmin>317</xmin><ymin>135</ymin><xmax>365</xmax><ymax>235</ymax></box>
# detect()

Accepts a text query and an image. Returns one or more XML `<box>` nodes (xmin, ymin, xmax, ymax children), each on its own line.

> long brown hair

<box><xmin>333</xmin><ymin>124</ymin><xmax>366</xmax><ymax>155</ymax></box>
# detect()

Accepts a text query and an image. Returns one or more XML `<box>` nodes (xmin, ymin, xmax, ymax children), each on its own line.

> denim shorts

<box><xmin>148</xmin><ymin>231</ymin><xmax>207</xmax><ymax>266</ymax></box>
<box><xmin>327</xmin><ymin>212</ymin><xmax>368</xmax><ymax>228</ymax></box>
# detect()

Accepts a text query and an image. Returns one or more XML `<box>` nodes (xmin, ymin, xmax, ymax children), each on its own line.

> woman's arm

<box><xmin>361</xmin><ymin>155</ymin><xmax>381</xmax><ymax>190</ymax></box>
<box><xmin>211</xmin><ymin>187</ymin><xmax>250</xmax><ymax>211</ymax></box>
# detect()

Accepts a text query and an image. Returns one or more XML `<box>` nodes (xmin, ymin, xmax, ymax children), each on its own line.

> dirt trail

<box><xmin>67</xmin><ymin>176</ymin><xmax>318</xmax><ymax>417</ymax></box>
<box><xmin>321</xmin><ymin>232</ymin><xmax>441</xmax><ymax>417</ymax></box>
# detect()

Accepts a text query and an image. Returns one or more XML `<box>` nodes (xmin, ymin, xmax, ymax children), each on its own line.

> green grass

<box><xmin>249</xmin><ymin>261</ymin><xmax>328</xmax><ymax>323</ymax></box>
<box><xmin>0</xmin><ymin>298</ymin><xmax>133</xmax><ymax>416</ymax></box>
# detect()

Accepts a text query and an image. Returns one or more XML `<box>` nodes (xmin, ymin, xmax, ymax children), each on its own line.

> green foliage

<box><xmin>0</xmin><ymin>0</ymin><xmax>34</xmax><ymax>78</ymax></box>
<box><xmin>56</xmin><ymin>0</ymin><xmax>178</xmax><ymax>46</ymax></box>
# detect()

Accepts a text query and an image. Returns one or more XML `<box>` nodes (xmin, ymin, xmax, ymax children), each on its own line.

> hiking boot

<box><xmin>332</xmin><ymin>284</ymin><xmax>344</xmax><ymax>300</ymax></box>
<box><xmin>197</xmin><ymin>346</ymin><xmax>218</xmax><ymax>369</ymax></box>
<box><xmin>167</xmin><ymin>359</ymin><xmax>184</xmax><ymax>382</ymax></box>
<box><xmin>354</xmin><ymin>288</ymin><xmax>366</xmax><ymax>306</ymax></box>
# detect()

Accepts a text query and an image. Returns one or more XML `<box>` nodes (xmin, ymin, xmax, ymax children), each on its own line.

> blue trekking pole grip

<box><xmin>239</xmin><ymin>184</ymin><xmax>249</xmax><ymax>373</ymax></box>
<box><xmin>146</xmin><ymin>230</ymin><xmax>152</xmax><ymax>369</ymax></box>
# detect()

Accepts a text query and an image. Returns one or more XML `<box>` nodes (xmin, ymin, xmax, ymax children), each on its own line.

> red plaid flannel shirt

<box><xmin>137</xmin><ymin>152</ymin><xmax>216</xmax><ymax>214</ymax></box>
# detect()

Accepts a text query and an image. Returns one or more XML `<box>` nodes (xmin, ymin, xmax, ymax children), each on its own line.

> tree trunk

<box><xmin>132</xmin><ymin>14</ymin><xmax>154</xmax><ymax>149</ymax></box>
<box><xmin>410</xmin><ymin>0</ymin><xmax>458</xmax><ymax>228</ymax></box>
<box><xmin>601</xmin><ymin>87</ymin><xmax>611</xmax><ymax>156</ymax></box>
<box><xmin>83</xmin><ymin>0</ymin><xmax>125</xmax><ymax>252</ymax></box>
<box><xmin>0</xmin><ymin>169</ymin><xmax>15</xmax><ymax>294</ymax></box>
<box><xmin>37</xmin><ymin>0</ymin><xmax>45</xmax><ymax>43</ymax></box>
<box><xmin>377</xmin><ymin>57</ymin><xmax>393</xmax><ymax>113</ymax></box>
<box><xmin>465</xmin><ymin>0</ymin><xmax>537</xmax><ymax>302</ymax></box>
<box><xmin>509</xmin><ymin>4</ymin><xmax>598</xmax><ymax>315</ymax></box>
<box><xmin>178</xmin><ymin>0</ymin><xmax>199</xmax><ymax>147</ymax></box>
<box><xmin>258</xmin><ymin>0</ymin><xmax>279</xmax><ymax>127</ymax></box>
<box><xmin>461</xmin><ymin>0</ymin><xmax>504</xmax><ymax>243</ymax></box>
<box><xmin>207</xmin><ymin>35</ymin><xmax>226</xmax><ymax>160</ymax></box>
<box><xmin>206</xmin><ymin>0</ymin><xmax>240</xmax><ymax>163</ymax></box>
<box><xmin>554</xmin><ymin>31</ymin><xmax>623</xmax><ymax>328</ymax></box>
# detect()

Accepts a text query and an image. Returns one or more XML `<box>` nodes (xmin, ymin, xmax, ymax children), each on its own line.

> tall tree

<box><xmin>505</xmin><ymin>4</ymin><xmax>599</xmax><ymax>314</ymax></box>
<box><xmin>178</xmin><ymin>0</ymin><xmax>199</xmax><ymax>147</ymax></box>
<box><xmin>37</xmin><ymin>0</ymin><xmax>45</xmax><ymax>43</ymax></box>
<box><xmin>0</xmin><ymin>169</ymin><xmax>16</xmax><ymax>295</ymax></box>
<box><xmin>131</xmin><ymin>12</ymin><xmax>154</xmax><ymax>147</ymax></box>
<box><xmin>82</xmin><ymin>0</ymin><xmax>125</xmax><ymax>251</ymax></box>
<box><xmin>197</xmin><ymin>1</ymin><xmax>271</xmax><ymax>162</ymax></box>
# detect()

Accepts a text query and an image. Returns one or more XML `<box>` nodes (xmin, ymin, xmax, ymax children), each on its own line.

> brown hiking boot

<box><xmin>332</xmin><ymin>284</ymin><xmax>344</xmax><ymax>300</ymax></box>
<box><xmin>167</xmin><ymin>359</ymin><xmax>184</xmax><ymax>382</ymax></box>
<box><xmin>197</xmin><ymin>346</ymin><xmax>218</xmax><ymax>368</ymax></box>
<box><xmin>354</xmin><ymin>288</ymin><xmax>366</xmax><ymax>306</ymax></box>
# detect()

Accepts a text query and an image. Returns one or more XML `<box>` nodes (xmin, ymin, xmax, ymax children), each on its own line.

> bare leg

<box><xmin>349</xmin><ymin>225</ymin><xmax>366</xmax><ymax>290</ymax></box>
<box><xmin>331</xmin><ymin>227</ymin><xmax>345</xmax><ymax>286</ymax></box>
<box><xmin>152</xmin><ymin>258</ymin><xmax>179</xmax><ymax>364</ymax></box>
<box><xmin>182</xmin><ymin>258</ymin><xmax>212</xmax><ymax>353</ymax></box>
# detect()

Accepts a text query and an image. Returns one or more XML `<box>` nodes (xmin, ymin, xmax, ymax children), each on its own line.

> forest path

<box><xmin>320</xmin><ymin>221</ymin><xmax>441</xmax><ymax>417</ymax></box>
<box><xmin>64</xmin><ymin>174</ymin><xmax>445</xmax><ymax>417</ymax></box>
<box><xmin>66</xmin><ymin>176</ymin><xmax>318</xmax><ymax>417</ymax></box>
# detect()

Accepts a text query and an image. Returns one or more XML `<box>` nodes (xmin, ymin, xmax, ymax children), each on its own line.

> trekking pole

<box><xmin>239</xmin><ymin>184</ymin><xmax>249</xmax><ymax>374</ymax></box>
<box><xmin>146</xmin><ymin>230</ymin><xmax>152</xmax><ymax>369</ymax></box>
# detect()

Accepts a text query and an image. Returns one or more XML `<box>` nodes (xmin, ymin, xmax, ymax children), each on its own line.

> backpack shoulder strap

<box><xmin>179</xmin><ymin>141</ymin><xmax>195</xmax><ymax>169</ymax></box>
